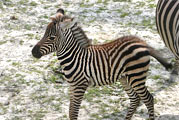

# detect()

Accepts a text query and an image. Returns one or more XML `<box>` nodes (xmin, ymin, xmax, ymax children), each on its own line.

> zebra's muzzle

<box><xmin>32</xmin><ymin>45</ymin><xmax>42</xmax><ymax>58</ymax></box>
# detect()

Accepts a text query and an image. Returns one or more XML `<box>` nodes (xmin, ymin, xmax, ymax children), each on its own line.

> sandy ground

<box><xmin>0</xmin><ymin>0</ymin><xmax>179</xmax><ymax>120</ymax></box>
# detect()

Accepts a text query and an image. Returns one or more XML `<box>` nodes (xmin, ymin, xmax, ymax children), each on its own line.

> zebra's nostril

<box><xmin>32</xmin><ymin>45</ymin><xmax>42</xmax><ymax>58</ymax></box>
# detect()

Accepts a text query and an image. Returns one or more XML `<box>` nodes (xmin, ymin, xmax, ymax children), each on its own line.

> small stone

<box><xmin>4</xmin><ymin>101</ymin><xmax>9</xmax><ymax>106</ymax></box>
<box><xmin>10</xmin><ymin>16</ymin><xmax>18</xmax><ymax>20</ymax></box>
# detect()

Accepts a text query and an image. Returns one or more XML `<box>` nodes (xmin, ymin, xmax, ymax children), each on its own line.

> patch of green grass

<box><xmin>2</xmin><ymin>0</ymin><xmax>14</xmax><ymax>7</ymax></box>
<box><xmin>33</xmin><ymin>94</ymin><xmax>46</xmax><ymax>100</ymax></box>
<box><xmin>115</xmin><ymin>9</ymin><xmax>122</xmax><ymax>13</ymax></box>
<box><xmin>26</xmin><ymin>33</ymin><xmax>34</xmax><ymax>39</ymax></box>
<box><xmin>29</xmin><ymin>66</ymin><xmax>42</xmax><ymax>74</ymax></box>
<box><xmin>137</xmin><ymin>18</ymin><xmax>155</xmax><ymax>30</ymax></box>
<box><xmin>24</xmin><ymin>24</ymin><xmax>32</xmax><ymax>30</ymax></box>
<box><xmin>93</xmin><ymin>38</ymin><xmax>99</xmax><ymax>44</ymax></box>
<box><xmin>11</xmin><ymin>116</ymin><xmax>23</xmax><ymax>120</ymax></box>
<box><xmin>113</xmin><ymin>0</ymin><xmax>131</xmax><ymax>2</ymax></box>
<box><xmin>4</xmin><ymin>23</ymin><xmax>20</xmax><ymax>31</ymax></box>
<box><xmin>49</xmin><ymin>75</ymin><xmax>59</xmax><ymax>83</ymax></box>
<box><xmin>19</xmin><ymin>78</ymin><xmax>29</xmax><ymax>85</ymax></box>
<box><xmin>0</xmin><ymin>103</ymin><xmax>7</xmax><ymax>115</ymax></box>
<box><xmin>85</xmin><ymin>88</ymin><xmax>101</xmax><ymax>102</ymax></box>
<box><xmin>149</xmin><ymin>3</ymin><xmax>156</xmax><ymax>8</ymax></box>
<box><xmin>93</xmin><ymin>99</ymin><xmax>102</xmax><ymax>103</ymax></box>
<box><xmin>134</xmin><ymin>11</ymin><xmax>142</xmax><ymax>15</ymax></box>
<box><xmin>42</xmin><ymin>96</ymin><xmax>55</xmax><ymax>104</ymax></box>
<box><xmin>32</xmin><ymin>111</ymin><xmax>46</xmax><ymax>119</ymax></box>
<box><xmin>0</xmin><ymin>41</ymin><xmax>7</xmax><ymax>45</ymax></box>
<box><xmin>12</xmin><ymin>62</ymin><xmax>21</xmax><ymax>67</ymax></box>
<box><xmin>89</xmin><ymin>18</ymin><xmax>96</xmax><ymax>23</ymax></box>
<box><xmin>97</xmin><ymin>0</ymin><xmax>103</xmax><ymax>3</ymax></box>
<box><xmin>18</xmin><ymin>0</ymin><xmax>28</xmax><ymax>5</ymax></box>
<box><xmin>120</xmin><ymin>12</ymin><xmax>130</xmax><ymax>18</ymax></box>
<box><xmin>147</xmin><ymin>0</ymin><xmax>155</xmax><ymax>2</ymax></box>
<box><xmin>34</xmin><ymin>34</ymin><xmax>41</xmax><ymax>41</ymax></box>
<box><xmin>0</xmin><ymin>76</ymin><xmax>12</xmax><ymax>83</ymax></box>
<box><xmin>52</xmin><ymin>102</ymin><xmax>62</xmax><ymax>111</ymax></box>
<box><xmin>96</xmin><ymin>0</ymin><xmax>108</xmax><ymax>4</ymax></box>
<box><xmin>15</xmin><ymin>73</ymin><xmax>24</xmax><ymax>77</ymax></box>
<box><xmin>0</xmin><ymin>1</ymin><xmax>4</xmax><ymax>10</ymax></box>
<box><xmin>43</xmin><ymin>5</ymin><xmax>51</xmax><ymax>9</ymax></box>
<box><xmin>136</xmin><ymin>1</ymin><xmax>146</xmax><ymax>7</ymax></box>
<box><xmin>18</xmin><ymin>6</ymin><xmax>27</xmax><ymax>12</ymax></box>
<box><xmin>152</xmin><ymin>75</ymin><xmax>161</xmax><ymax>80</ymax></box>
<box><xmin>80</xmin><ymin>3</ymin><xmax>90</xmax><ymax>8</ymax></box>
<box><xmin>19</xmin><ymin>40</ymin><xmax>24</xmax><ymax>45</ymax></box>
<box><xmin>30</xmin><ymin>1</ymin><xmax>38</xmax><ymax>6</ymax></box>
<box><xmin>90</xmin><ymin>113</ymin><xmax>101</xmax><ymax>120</ymax></box>
<box><xmin>31</xmin><ymin>57</ymin><xmax>40</xmax><ymax>63</ymax></box>
<box><xmin>43</xmin><ymin>15</ymin><xmax>48</xmax><ymax>19</ymax></box>
<box><xmin>62</xmin><ymin>114</ymin><xmax>68</xmax><ymax>119</ymax></box>
<box><xmin>98</xmin><ymin>7</ymin><xmax>107</xmax><ymax>11</ymax></box>
<box><xmin>142</xmin><ymin>19</ymin><xmax>152</xmax><ymax>26</ymax></box>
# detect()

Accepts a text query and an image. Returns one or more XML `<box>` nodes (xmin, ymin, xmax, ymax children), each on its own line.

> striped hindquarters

<box><xmin>156</xmin><ymin>0</ymin><xmax>179</xmax><ymax>59</ymax></box>
<box><xmin>109</xmin><ymin>38</ymin><xmax>150</xmax><ymax>86</ymax></box>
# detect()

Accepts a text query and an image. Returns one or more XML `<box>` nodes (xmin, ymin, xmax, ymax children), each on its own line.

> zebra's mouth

<box><xmin>32</xmin><ymin>45</ymin><xmax>42</xmax><ymax>59</ymax></box>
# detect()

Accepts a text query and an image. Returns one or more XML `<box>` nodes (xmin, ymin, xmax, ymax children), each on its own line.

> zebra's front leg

<box><xmin>120</xmin><ymin>76</ymin><xmax>140</xmax><ymax>120</ymax></box>
<box><xmin>69</xmin><ymin>84</ymin><xmax>88</xmax><ymax>120</ymax></box>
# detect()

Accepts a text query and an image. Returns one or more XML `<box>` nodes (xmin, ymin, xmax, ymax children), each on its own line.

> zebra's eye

<box><xmin>49</xmin><ymin>36</ymin><xmax>55</xmax><ymax>40</ymax></box>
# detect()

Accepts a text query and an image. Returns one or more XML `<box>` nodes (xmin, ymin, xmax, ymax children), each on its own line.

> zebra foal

<box><xmin>156</xmin><ymin>0</ymin><xmax>179</xmax><ymax>74</ymax></box>
<box><xmin>32</xmin><ymin>9</ymin><xmax>172</xmax><ymax>120</ymax></box>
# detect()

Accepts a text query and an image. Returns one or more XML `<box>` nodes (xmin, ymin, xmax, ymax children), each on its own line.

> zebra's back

<box><xmin>86</xmin><ymin>36</ymin><xmax>150</xmax><ymax>86</ymax></box>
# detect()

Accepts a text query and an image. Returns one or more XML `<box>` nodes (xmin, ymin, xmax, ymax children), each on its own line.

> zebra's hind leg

<box><xmin>131</xmin><ymin>82</ymin><xmax>154</xmax><ymax>120</ymax></box>
<box><xmin>120</xmin><ymin>76</ymin><xmax>140</xmax><ymax>120</ymax></box>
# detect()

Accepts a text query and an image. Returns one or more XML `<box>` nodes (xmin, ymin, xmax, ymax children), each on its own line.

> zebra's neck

<box><xmin>57</xmin><ymin>25</ymin><xmax>91</xmax><ymax>81</ymax></box>
<box><xmin>57</xmin><ymin>24</ymin><xmax>90</xmax><ymax>55</ymax></box>
<box><xmin>70</xmin><ymin>25</ymin><xmax>91</xmax><ymax>48</ymax></box>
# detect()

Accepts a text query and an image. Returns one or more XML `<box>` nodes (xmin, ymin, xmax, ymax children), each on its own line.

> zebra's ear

<box><xmin>56</xmin><ymin>8</ymin><xmax>65</xmax><ymax>15</ymax></box>
<box><xmin>54</xmin><ymin>8</ymin><xmax>65</xmax><ymax>22</ymax></box>
<box><xmin>60</xmin><ymin>18</ymin><xmax>77</xmax><ymax>30</ymax></box>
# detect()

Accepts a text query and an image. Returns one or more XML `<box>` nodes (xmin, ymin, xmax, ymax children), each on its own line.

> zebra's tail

<box><xmin>147</xmin><ymin>46</ymin><xmax>173</xmax><ymax>70</ymax></box>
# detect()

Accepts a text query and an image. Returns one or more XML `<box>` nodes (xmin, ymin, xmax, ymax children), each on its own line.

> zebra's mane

<box><xmin>70</xmin><ymin>23</ymin><xmax>92</xmax><ymax>48</ymax></box>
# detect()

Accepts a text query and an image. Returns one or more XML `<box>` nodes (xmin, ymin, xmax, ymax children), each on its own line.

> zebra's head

<box><xmin>32</xmin><ymin>8</ymin><xmax>74</xmax><ymax>58</ymax></box>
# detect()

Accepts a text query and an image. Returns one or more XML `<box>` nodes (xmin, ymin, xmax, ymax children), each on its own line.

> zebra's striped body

<box><xmin>57</xmin><ymin>24</ymin><xmax>154</xmax><ymax>120</ymax></box>
<box><xmin>156</xmin><ymin>0</ymin><xmax>179</xmax><ymax>59</ymax></box>
<box><xmin>32</xmin><ymin>9</ymin><xmax>171</xmax><ymax>120</ymax></box>
<box><xmin>59</xmin><ymin>35</ymin><xmax>150</xmax><ymax>87</ymax></box>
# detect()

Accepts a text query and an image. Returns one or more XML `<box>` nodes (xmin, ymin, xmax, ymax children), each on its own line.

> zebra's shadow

<box><xmin>153</xmin><ymin>48</ymin><xmax>179</xmax><ymax>93</ymax></box>
<box><xmin>100</xmin><ymin>113</ymin><xmax>179</xmax><ymax>120</ymax></box>
<box><xmin>157</xmin><ymin>114</ymin><xmax>179</xmax><ymax>120</ymax></box>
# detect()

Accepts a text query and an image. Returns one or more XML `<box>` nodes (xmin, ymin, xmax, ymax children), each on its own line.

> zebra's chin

<box><xmin>32</xmin><ymin>53</ymin><xmax>42</xmax><ymax>59</ymax></box>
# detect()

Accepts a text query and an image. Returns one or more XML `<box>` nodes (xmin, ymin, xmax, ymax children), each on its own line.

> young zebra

<box><xmin>156</xmin><ymin>0</ymin><xmax>179</xmax><ymax>74</ymax></box>
<box><xmin>32</xmin><ymin>9</ymin><xmax>172</xmax><ymax>120</ymax></box>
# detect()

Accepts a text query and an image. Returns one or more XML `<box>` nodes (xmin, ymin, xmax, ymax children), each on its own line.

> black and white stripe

<box><xmin>55</xmin><ymin>22</ymin><xmax>171</xmax><ymax>120</ymax></box>
<box><xmin>32</xmin><ymin>9</ymin><xmax>172</xmax><ymax>120</ymax></box>
<box><xmin>156</xmin><ymin>0</ymin><xmax>179</xmax><ymax>59</ymax></box>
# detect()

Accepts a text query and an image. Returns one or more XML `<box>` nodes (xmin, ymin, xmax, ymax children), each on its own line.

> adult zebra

<box><xmin>156</xmin><ymin>0</ymin><xmax>179</xmax><ymax>74</ymax></box>
<box><xmin>32</xmin><ymin>9</ymin><xmax>172</xmax><ymax>120</ymax></box>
